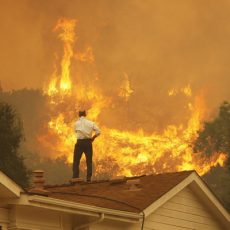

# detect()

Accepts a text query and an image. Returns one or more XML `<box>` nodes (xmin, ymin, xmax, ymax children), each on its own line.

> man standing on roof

<box><xmin>73</xmin><ymin>110</ymin><xmax>100</xmax><ymax>182</ymax></box>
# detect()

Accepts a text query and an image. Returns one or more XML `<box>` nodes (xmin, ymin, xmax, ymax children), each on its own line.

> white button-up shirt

<box><xmin>75</xmin><ymin>116</ymin><xmax>100</xmax><ymax>139</ymax></box>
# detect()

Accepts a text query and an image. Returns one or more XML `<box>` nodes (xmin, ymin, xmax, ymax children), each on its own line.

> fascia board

<box><xmin>0</xmin><ymin>171</ymin><xmax>24</xmax><ymax>198</ymax></box>
<box><xmin>10</xmin><ymin>194</ymin><xmax>141</xmax><ymax>223</ymax></box>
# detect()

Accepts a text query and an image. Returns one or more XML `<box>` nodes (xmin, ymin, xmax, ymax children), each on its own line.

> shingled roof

<box><xmin>42</xmin><ymin>171</ymin><xmax>194</xmax><ymax>213</ymax></box>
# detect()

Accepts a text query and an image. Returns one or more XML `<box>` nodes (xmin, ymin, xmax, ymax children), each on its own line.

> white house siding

<box><xmin>8</xmin><ymin>206</ymin><xmax>73</xmax><ymax>230</ymax></box>
<box><xmin>143</xmin><ymin>187</ymin><xmax>224</xmax><ymax>230</ymax></box>
<box><xmin>61</xmin><ymin>213</ymin><xmax>74</xmax><ymax>230</ymax></box>
<box><xmin>0</xmin><ymin>208</ymin><xmax>8</xmax><ymax>230</ymax></box>
<box><xmin>91</xmin><ymin>219</ymin><xmax>141</xmax><ymax>230</ymax></box>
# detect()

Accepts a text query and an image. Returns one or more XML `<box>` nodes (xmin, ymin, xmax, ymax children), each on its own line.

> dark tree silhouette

<box><xmin>0</xmin><ymin>102</ymin><xmax>30</xmax><ymax>187</ymax></box>
<box><xmin>194</xmin><ymin>101</ymin><xmax>230</xmax><ymax>211</ymax></box>
<box><xmin>194</xmin><ymin>101</ymin><xmax>230</xmax><ymax>169</ymax></box>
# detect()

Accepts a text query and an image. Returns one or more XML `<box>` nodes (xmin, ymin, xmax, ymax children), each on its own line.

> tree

<box><xmin>0</xmin><ymin>102</ymin><xmax>30</xmax><ymax>187</ymax></box>
<box><xmin>194</xmin><ymin>101</ymin><xmax>230</xmax><ymax>169</ymax></box>
<box><xmin>194</xmin><ymin>101</ymin><xmax>230</xmax><ymax>211</ymax></box>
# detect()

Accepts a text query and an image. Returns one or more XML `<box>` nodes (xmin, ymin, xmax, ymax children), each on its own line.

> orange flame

<box><xmin>168</xmin><ymin>84</ymin><xmax>192</xmax><ymax>97</ymax></box>
<box><xmin>119</xmin><ymin>73</ymin><xmax>134</xmax><ymax>102</ymax></box>
<box><xmin>44</xmin><ymin>18</ymin><xmax>76</xmax><ymax>97</ymax></box>
<box><xmin>40</xmin><ymin>18</ymin><xmax>227</xmax><ymax>178</ymax></box>
<box><xmin>75</xmin><ymin>46</ymin><xmax>95</xmax><ymax>63</ymax></box>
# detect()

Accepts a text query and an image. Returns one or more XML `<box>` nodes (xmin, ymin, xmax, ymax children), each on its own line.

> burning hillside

<box><xmin>38</xmin><ymin>18</ymin><xmax>227</xmax><ymax>178</ymax></box>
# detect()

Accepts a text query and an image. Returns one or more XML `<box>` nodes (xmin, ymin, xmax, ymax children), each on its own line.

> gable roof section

<box><xmin>45</xmin><ymin>171</ymin><xmax>193</xmax><ymax>213</ymax></box>
<box><xmin>143</xmin><ymin>171</ymin><xmax>230</xmax><ymax>229</ymax></box>
<box><xmin>0</xmin><ymin>171</ymin><xmax>23</xmax><ymax>198</ymax></box>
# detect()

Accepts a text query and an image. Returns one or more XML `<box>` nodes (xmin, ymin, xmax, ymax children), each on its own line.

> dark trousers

<box><xmin>73</xmin><ymin>139</ymin><xmax>93</xmax><ymax>180</ymax></box>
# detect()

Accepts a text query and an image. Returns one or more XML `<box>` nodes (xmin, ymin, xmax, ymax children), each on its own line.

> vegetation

<box><xmin>23</xmin><ymin>150</ymin><xmax>72</xmax><ymax>185</ymax></box>
<box><xmin>194</xmin><ymin>101</ymin><xmax>230</xmax><ymax>169</ymax></box>
<box><xmin>0</xmin><ymin>102</ymin><xmax>30</xmax><ymax>187</ymax></box>
<box><xmin>194</xmin><ymin>101</ymin><xmax>230</xmax><ymax>211</ymax></box>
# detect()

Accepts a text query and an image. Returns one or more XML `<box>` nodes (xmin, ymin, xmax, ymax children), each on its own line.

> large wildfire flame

<box><xmin>40</xmin><ymin>18</ymin><xmax>227</xmax><ymax>178</ymax></box>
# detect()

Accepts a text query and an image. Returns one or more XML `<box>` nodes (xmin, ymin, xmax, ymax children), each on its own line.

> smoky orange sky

<box><xmin>1</xmin><ymin>0</ymin><xmax>230</xmax><ymax>118</ymax></box>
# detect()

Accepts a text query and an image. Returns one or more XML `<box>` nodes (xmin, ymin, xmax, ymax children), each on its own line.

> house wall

<box><xmin>143</xmin><ymin>186</ymin><xmax>225</xmax><ymax>230</ymax></box>
<box><xmin>8</xmin><ymin>206</ymin><xmax>73</xmax><ymax>230</ymax></box>
<box><xmin>91</xmin><ymin>219</ymin><xmax>141</xmax><ymax>230</ymax></box>
<box><xmin>0</xmin><ymin>208</ymin><xmax>8</xmax><ymax>230</ymax></box>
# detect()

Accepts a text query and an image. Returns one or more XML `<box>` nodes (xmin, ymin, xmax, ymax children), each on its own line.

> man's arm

<box><xmin>91</xmin><ymin>123</ymin><xmax>100</xmax><ymax>142</ymax></box>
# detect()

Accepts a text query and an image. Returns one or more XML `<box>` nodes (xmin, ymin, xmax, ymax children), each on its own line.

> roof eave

<box><xmin>9</xmin><ymin>193</ymin><xmax>142</xmax><ymax>223</ymax></box>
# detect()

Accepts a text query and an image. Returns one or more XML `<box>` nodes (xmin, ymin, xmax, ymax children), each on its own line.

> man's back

<box><xmin>75</xmin><ymin>116</ymin><xmax>100</xmax><ymax>139</ymax></box>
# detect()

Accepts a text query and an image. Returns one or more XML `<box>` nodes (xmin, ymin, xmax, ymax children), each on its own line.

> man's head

<box><xmin>79</xmin><ymin>110</ymin><xmax>86</xmax><ymax>117</ymax></box>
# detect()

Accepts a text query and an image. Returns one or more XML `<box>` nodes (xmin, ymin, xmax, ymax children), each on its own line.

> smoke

<box><xmin>1</xmin><ymin>1</ymin><xmax>230</xmax><ymax>204</ymax></box>
<box><xmin>1</xmin><ymin>0</ymin><xmax>230</xmax><ymax>130</ymax></box>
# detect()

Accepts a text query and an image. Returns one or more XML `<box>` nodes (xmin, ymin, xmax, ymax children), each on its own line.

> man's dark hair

<box><xmin>79</xmin><ymin>110</ymin><xmax>86</xmax><ymax>117</ymax></box>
